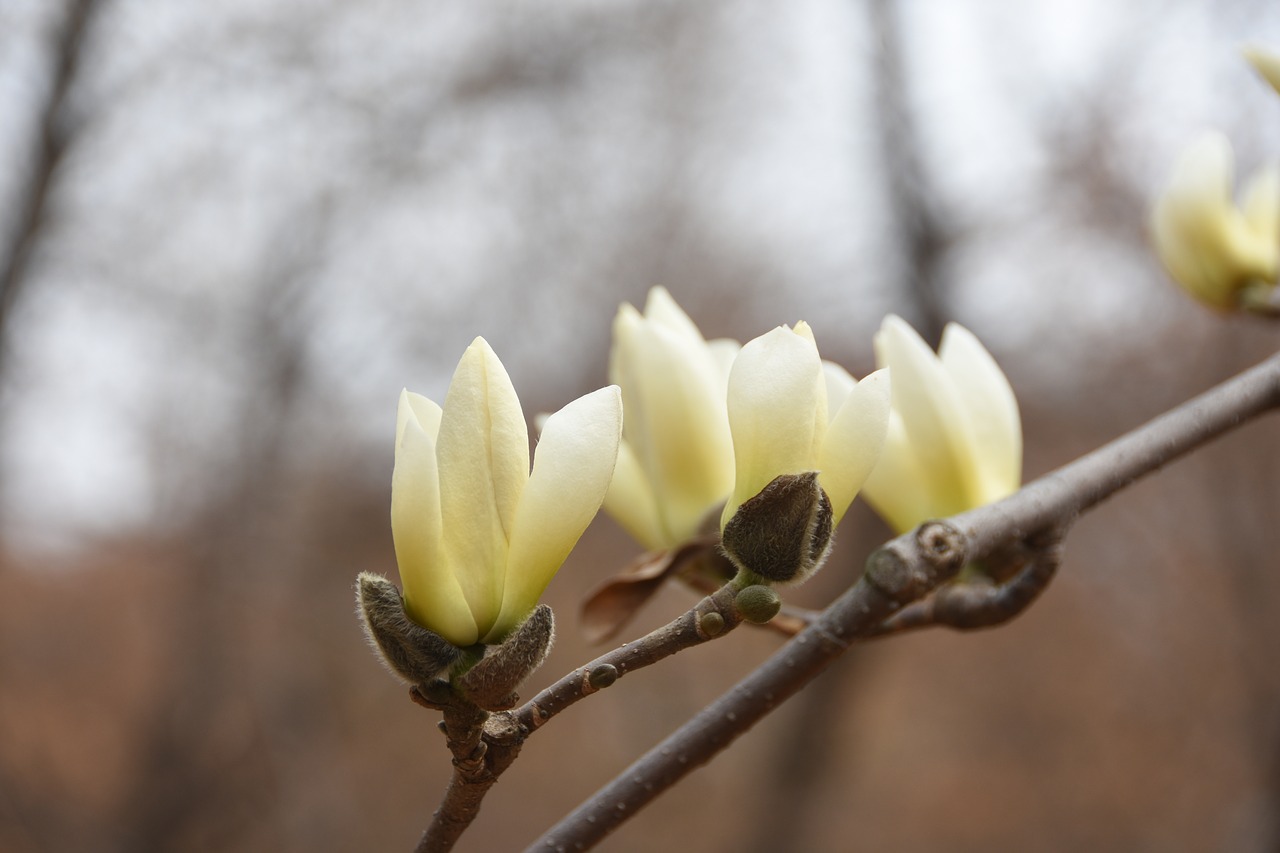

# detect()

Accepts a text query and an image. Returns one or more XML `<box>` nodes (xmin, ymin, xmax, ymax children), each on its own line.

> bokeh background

<box><xmin>2</xmin><ymin>1</ymin><xmax>1279</xmax><ymax>850</ymax></box>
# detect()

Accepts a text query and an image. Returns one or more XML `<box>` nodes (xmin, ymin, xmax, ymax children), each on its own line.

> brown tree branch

<box><xmin>867</xmin><ymin>529</ymin><xmax>1064</xmax><ymax>636</ymax></box>
<box><xmin>411</xmin><ymin>580</ymin><xmax>752</xmax><ymax>852</ymax></box>
<box><xmin>527</xmin><ymin>349</ymin><xmax>1280</xmax><ymax>851</ymax></box>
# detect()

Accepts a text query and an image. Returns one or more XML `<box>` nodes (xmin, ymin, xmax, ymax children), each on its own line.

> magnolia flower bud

<box><xmin>717</xmin><ymin>323</ymin><xmax>890</xmax><ymax>585</ymax></box>
<box><xmin>390</xmin><ymin>338</ymin><xmax>622</xmax><ymax>647</ymax></box>
<box><xmin>733</xmin><ymin>584</ymin><xmax>783</xmax><ymax>624</ymax></box>
<box><xmin>862</xmin><ymin>317</ymin><xmax>1022</xmax><ymax>534</ymax></box>
<box><xmin>1150</xmin><ymin>132</ymin><xmax>1279</xmax><ymax>311</ymax></box>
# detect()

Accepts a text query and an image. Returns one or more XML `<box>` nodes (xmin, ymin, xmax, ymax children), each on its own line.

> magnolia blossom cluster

<box><xmin>366</xmin><ymin>288</ymin><xmax>1023</xmax><ymax>689</ymax></box>
<box><xmin>1150</xmin><ymin>47</ymin><xmax>1280</xmax><ymax>313</ymax></box>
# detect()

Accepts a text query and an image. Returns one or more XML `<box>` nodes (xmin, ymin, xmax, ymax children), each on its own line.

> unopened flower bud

<box><xmin>721</xmin><ymin>472</ymin><xmax>833</xmax><ymax>584</ymax></box>
<box><xmin>734</xmin><ymin>584</ymin><xmax>783</xmax><ymax>624</ymax></box>
<box><xmin>357</xmin><ymin>572</ymin><xmax>462</xmax><ymax>685</ymax></box>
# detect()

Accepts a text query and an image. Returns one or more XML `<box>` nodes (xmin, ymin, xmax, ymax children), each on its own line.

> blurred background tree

<box><xmin>0</xmin><ymin>0</ymin><xmax>1277</xmax><ymax>850</ymax></box>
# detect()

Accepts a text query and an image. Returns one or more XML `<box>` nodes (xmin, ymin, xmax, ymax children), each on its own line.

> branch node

<box><xmin>916</xmin><ymin>521</ymin><xmax>966</xmax><ymax>574</ymax></box>
<box><xmin>864</xmin><ymin>522</ymin><xmax>965</xmax><ymax>604</ymax></box>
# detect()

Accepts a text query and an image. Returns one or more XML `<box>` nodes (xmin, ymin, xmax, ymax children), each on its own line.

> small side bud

<box><xmin>721</xmin><ymin>471</ymin><xmax>833</xmax><ymax>584</ymax></box>
<box><xmin>734</xmin><ymin>584</ymin><xmax>782</xmax><ymax>624</ymax></box>
<box><xmin>698</xmin><ymin>610</ymin><xmax>726</xmax><ymax>637</ymax></box>
<box><xmin>456</xmin><ymin>605</ymin><xmax>555</xmax><ymax>710</ymax></box>
<box><xmin>357</xmin><ymin>572</ymin><xmax>462</xmax><ymax>684</ymax></box>
<box><xmin>587</xmin><ymin>664</ymin><xmax>619</xmax><ymax>690</ymax></box>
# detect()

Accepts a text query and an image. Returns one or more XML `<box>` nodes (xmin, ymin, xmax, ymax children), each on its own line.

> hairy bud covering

<box><xmin>721</xmin><ymin>472</ymin><xmax>833</xmax><ymax>584</ymax></box>
<box><xmin>357</xmin><ymin>572</ymin><xmax>462</xmax><ymax>684</ymax></box>
<box><xmin>456</xmin><ymin>604</ymin><xmax>555</xmax><ymax>710</ymax></box>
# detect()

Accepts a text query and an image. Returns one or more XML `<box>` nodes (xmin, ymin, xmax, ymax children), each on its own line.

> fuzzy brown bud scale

<box><xmin>357</xmin><ymin>572</ymin><xmax>463</xmax><ymax>684</ymax></box>
<box><xmin>720</xmin><ymin>471</ymin><xmax>833</xmax><ymax>584</ymax></box>
<box><xmin>455</xmin><ymin>604</ymin><xmax>555</xmax><ymax>710</ymax></box>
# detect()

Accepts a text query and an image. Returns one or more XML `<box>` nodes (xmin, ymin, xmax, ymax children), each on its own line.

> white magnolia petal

<box><xmin>1240</xmin><ymin>165</ymin><xmax>1280</xmax><ymax>278</ymax></box>
<box><xmin>723</xmin><ymin>326</ymin><xmax>823</xmax><ymax>525</ymax></box>
<box><xmin>861</xmin><ymin>413</ymin><xmax>937</xmax><ymax>534</ymax></box>
<box><xmin>793</xmin><ymin>323</ymin><xmax>829</xmax><ymax>456</ymax></box>
<box><xmin>435</xmin><ymin>337</ymin><xmax>529</xmax><ymax>635</ymax></box>
<box><xmin>602</xmin><ymin>438</ymin><xmax>666</xmax><ymax>552</ymax></box>
<box><xmin>821</xmin><ymin>361</ymin><xmax>857</xmax><ymax>415</ymax></box>
<box><xmin>494</xmin><ymin>386</ymin><xmax>623</xmax><ymax>642</ymax></box>
<box><xmin>818</xmin><ymin>368</ymin><xmax>891</xmax><ymax>523</ymax></box>
<box><xmin>706</xmin><ymin>338</ymin><xmax>742</xmax><ymax>387</ymax></box>
<box><xmin>608</xmin><ymin>303</ymin><xmax>644</xmax><ymax>388</ymax></box>
<box><xmin>397</xmin><ymin>390</ymin><xmax>442</xmax><ymax>449</ymax></box>
<box><xmin>392</xmin><ymin>408</ymin><xmax>478</xmax><ymax>646</ymax></box>
<box><xmin>644</xmin><ymin>286</ymin><xmax>704</xmax><ymax>343</ymax></box>
<box><xmin>1151</xmin><ymin>133</ymin><xmax>1243</xmax><ymax>306</ymax></box>
<box><xmin>939</xmin><ymin>324</ymin><xmax>1022</xmax><ymax>504</ymax></box>
<box><xmin>619</xmin><ymin>315</ymin><xmax>734</xmax><ymax>543</ymax></box>
<box><xmin>875</xmin><ymin>316</ymin><xmax>973</xmax><ymax>511</ymax></box>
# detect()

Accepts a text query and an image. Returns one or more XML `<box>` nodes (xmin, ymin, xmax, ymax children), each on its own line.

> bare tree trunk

<box><xmin>113</xmin><ymin>212</ymin><xmax>325</xmax><ymax>853</ymax></box>
<box><xmin>867</xmin><ymin>0</ymin><xmax>949</xmax><ymax>346</ymax></box>
<box><xmin>0</xmin><ymin>0</ymin><xmax>101</xmax><ymax>374</ymax></box>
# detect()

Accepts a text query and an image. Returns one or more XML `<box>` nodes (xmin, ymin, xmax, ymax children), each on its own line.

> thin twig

<box><xmin>528</xmin><ymin>349</ymin><xmax>1280</xmax><ymax>851</ymax></box>
<box><xmin>514</xmin><ymin>582</ymin><xmax>743</xmax><ymax>732</ymax></box>
<box><xmin>413</xmin><ymin>581</ymin><xmax>747</xmax><ymax>851</ymax></box>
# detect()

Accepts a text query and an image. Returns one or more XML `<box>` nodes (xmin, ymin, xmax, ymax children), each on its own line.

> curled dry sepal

<box><xmin>357</xmin><ymin>573</ymin><xmax>555</xmax><ymax>711</ymax></box>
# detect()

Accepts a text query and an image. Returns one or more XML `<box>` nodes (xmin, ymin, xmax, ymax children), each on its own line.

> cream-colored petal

<box><xmin>492</xmin><ymin>386</ymin><xmax>623</xmax><ymax>642</ymax></box>
<box><xmin>818</xmin><ymin>368</ymin><xmax>891</xmax><ymax>523</ymax></box>
<box><xmin>792</xmin><ymin>320</ymin><xmax>818</xmax><ymax>347</ymax></box>
<box><xmin>1240</xmin><ymin>165</ymin><xmax>1280</xmax><ymax>280</ymax></box>
<box><xmin>1245</xmin><ymin>46</ymin><xmax>1280</xmax><ymax>96</ymax></box>
<box><xmin>861</xmin><ymin>412</ymin><xmax>937</xmax><ymax>534</ymax></box>
<box><xmin>392</xmin><ymin>397</ymin><xmax>478</xmax><ymax>646</ymax></box>
<box><xmin>794</xmin><ymin>322</ymin><xmax>829</xmax><ymax>456</ymax></box>
<box><xmin>1243</xmin><ymin>165</ymin><xmax>1280</xmax><ymax>240</ymax></box>
<box><xmin>396</xmin><ymin>390</ymin><xmax>442</xmax><ymax>449</ymax></box>
<box><xmin>875</xmin><ymin>316</ymin><xmax>974</xmax><ymax>510</ymax></box>
<box><xmin>722</xmin><ymin>326</ymin><xmax>823</xmax><ymax>526</ymax></box>
<box><xmin>706</xmin><ymin>338</ymin><xmax>742</xmax><ymax>387</ymax></box>
<box><xmin>435</xmin><ymin>338</ymin><xmax>529</xmax><ymax>636</ymax></box>
<box><xmin>617</xmin><ymin>313</ymin><xmax>734</xmax><ymax>543</ymax></box>
<box><xmin>1151</xmin><ymin>133</ymin><xmax>1243</xmax><ymax>306</ymax></box>
<box><xmin>644</xmin><ymin>286</ymin><xmax>705</xmax><ymax>343</ymax></box>
<box><xmin>602</xmin><ymin>438</ymin><xmax>666</xmax><ymax>551</ymax></box>
<box><xmin>821</xmin><ymin>361</ymin><xmax>857</xmax><ymax>415</ymax></box>
<box><xmin>938</xmin><ymin>324</ymin><xmax>1022</xmax><ymax>504</ymax></box>
<box><xmin>608</xmin><ymin>303</ymin><xmax>643</xmax><ymax>388</ymax></box>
